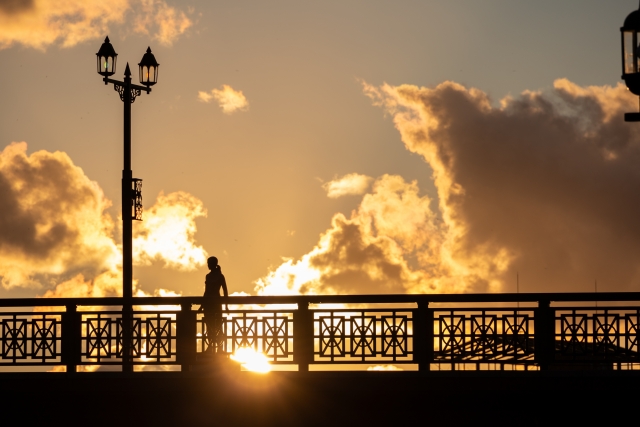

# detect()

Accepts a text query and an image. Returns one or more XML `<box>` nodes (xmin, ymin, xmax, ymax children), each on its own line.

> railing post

<box><xmin>62</xmin><ymin>304</ymin><xmax>80</xmax><ymax>373</ymax></box>
<box><xmin>414</xmin><ymin>300</ymin><xmax>433</xmax><ymax>371</ymax></box>
<box><xmin>122</xmin><ymin>303</ymin><xmax>133</xmax><ymax>373</ymax></box>
<box><xmin>177</xmin><ymin>303</ymin><xmax>196</xmax><ymax>371</ymax></box>
<box><xmin>535</xmin><ymin>300</ymin><xmax>554</xmax><ymax>370</ymax></box>
<box><xmin>294</xmin><ymin>300</ymin><xmax>313</xmax><ymax>372</ymax></box>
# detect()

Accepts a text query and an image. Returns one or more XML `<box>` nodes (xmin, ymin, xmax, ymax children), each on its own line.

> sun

<box><xmin>230</xmin><ymin>347</ymin><xmax>271</xmax><ymax>373</ymax></box>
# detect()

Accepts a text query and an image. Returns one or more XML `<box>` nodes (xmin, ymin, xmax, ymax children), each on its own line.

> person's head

<box><xmin>207</xmin><ymin>256</ymin><xmax>218</xmax><ymax>270</ymax></box>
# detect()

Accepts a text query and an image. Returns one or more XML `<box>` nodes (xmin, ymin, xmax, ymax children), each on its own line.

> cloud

<box><xmin>132</xmin><ymin>0</ymin><xmax>192</xmax><ymax>47</ymax></box>
<box><xmin>39</xmin><ymin>268</ymin><xmax>181</xmax><ymax>309</ymax></box>
<box><xmin>0</xmin><ymin>142</ymin><xmax>208</xmax><ymax>294</ymax></box>
<box><xmin>255</xmin><ymin>174</ymin><xmax>469</xmax><ymax>296</ymax></box>
<box><xmin>0</xmin><ymin>0</ymin><xmax>34</xmax><ymax>15</ymax></box>
<box><xmin>197</xmin><ymin>91</ymin><xmax>213</xmax><ymax>103</ymax></box>
<box><xmin>0</xmin><ymin>0</ymin><xmax>192</xmax><ymax>50</ymax></box>
<box><xmin>323</xmin><ymin>173</ymin><xmax>373</xmax><ymax>198</ymax></box>
<box><xmin>40</xmin><ymin>270</ymin><xmax>121</xmax><ymax>299</ymax></box>
<box><xmin>198</xmin><ymin>85</ymin><xmax>250</xmax><ymax>114</ymax></box>
<box><xmin>132</xmin><ymin>191</ymin><xmax>208</xmax><ymax>270</ymax></box>
<box><xmin>0</xmin><ymin>142</ymin><xmax>120</xmax><ymax>289</ymax></box>
<box><xmin>258</xmin><ymin>78</ymin><xmax>640</xmax><ymax>296</ymax></box>
<box><xmin>362</xmin><ymin>78</ymin><xmax>640</xmax><ymax>293</ymax></box>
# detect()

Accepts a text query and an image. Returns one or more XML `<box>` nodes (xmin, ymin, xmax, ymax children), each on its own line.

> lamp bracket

<box><xmin>114</xmin><ymin>84</ymin><xmax>142</xmax><ymax>104</ymax></box>
<box><xmin>102</xmin><ymin>76</ymin><xmax>152</xmax><ymax>97</ymax></box>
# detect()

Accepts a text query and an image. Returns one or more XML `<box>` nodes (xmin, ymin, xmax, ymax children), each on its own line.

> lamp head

<box><xmin>138</xmin><ymin>47</ymin><xmax>159</xmax><ymax>87</ymax></box>
<box><xmin>96</xmin><ymin>36</ymin><xmax>118</xmax><ymax>77</ymax></box>
<box><xmin>621</xmin><ymin>8</ymin><xmax>640</xmax><ymax>95</ymax></box>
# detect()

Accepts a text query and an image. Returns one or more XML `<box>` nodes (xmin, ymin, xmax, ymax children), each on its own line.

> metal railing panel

<box><xmin>0</xmin><ymin>294</ymin><xmax>637</xmax><ymax>371</ymax></box>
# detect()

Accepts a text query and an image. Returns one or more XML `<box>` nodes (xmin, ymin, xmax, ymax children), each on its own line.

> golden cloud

<box><xmin>256</xmin><ymin>174</ymin><xmax>475</xmax><ymax>296</ymax></box>
<box><xmin>132</xmin><ymin>191</ymin><xmax>208</xmax><ymax>271</ymax></box>
<box><xmin>259</xmin><ymin>78</ymin><xmax>640</xmax><ymax>296</ymax></box>
<box><xmin>323</xmin><ymin>173</ymin><xmax>373</xmax><ymax>198</ymax></box>
<box><xmin>40</xmin><ymin>270</ymin><xmax>121</xmax><ymax>299</ymax></box>
<box><xmin>0</xmin><ymin>0</ymin><xmax>191</xmax><ymax>50</ymax></box>
<box><xmin>132</xmin><ymin>0</ymin><xmax>192</xmax><ymax>47</ymax></box>
<box><xmin>0</xmin><ymin>142</ymin><xmax>120</xmax><ymax>289</ymax></box>
<box><xmin>39</xmin><ymin>268</ymin><xmax>182</xmax><ymax>309</ymax></box>
<box><xmin>198</xmin><ymin>85</ymin><xmax>250</xmax><ymax>114</ymax></box>
<box><xmin>0</xmin><ymin>142</ymin><xmax>208</xmax><ymax>294</ymax></box>
<box><xmin>363</xmin><ymin>79</ymin><xmax>640</xmax><ymax>293</ymax></box>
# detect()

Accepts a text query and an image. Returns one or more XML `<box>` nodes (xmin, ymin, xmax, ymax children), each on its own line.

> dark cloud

<box><xmin>257</xmin><ymin>79</ymin><xmax>640</xmax><ymax>296</ymax></box>
<box><xmin>0</xmin><ymin>0</ymin><xmax>34</xmax><ymax>15</ymax></box>
<box><xmin>308</xmin><ymin>217</ymin><xmax>407</xmax><ymax>294</ymax></box>
<box><xmin>365</xmin><ymin>79</ymin><xmax>640</xmax><ymax>292</ymax></box>
<box><xmin>0</xmin><ymin>142</ymin><xmax>118</xmax><ymax>288</ymax></box>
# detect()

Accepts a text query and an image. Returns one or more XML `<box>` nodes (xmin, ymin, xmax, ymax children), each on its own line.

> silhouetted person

<box><xmin>201</xmin><ymin>256</ymin><xmax>228</xmax><ymax>353</ymax></box>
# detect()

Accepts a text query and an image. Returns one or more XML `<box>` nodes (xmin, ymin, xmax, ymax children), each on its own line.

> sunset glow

<box><xmin>230</xmin><ymin>347</ymin><xmax>271</xmax><ymax>373</ymax></box>
<box><xmin>0</xmin><ymin>1</ymin><xmax>635</xmax><ymax>300</ymax></box>
<box><xmin>0</xmin><ymin>2</ymin><xmax>637</xmax><ymax>424</ymax></box>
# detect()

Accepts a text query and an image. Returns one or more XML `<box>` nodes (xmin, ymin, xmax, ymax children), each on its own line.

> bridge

<box><xmin>1</xmin><ymin>293</ymin><xmax>639</xmax><ymax>424</ymax></box>
<box><xmin>2</xmin><ymin>292</ymin><xmax>640</xmax><ymax>371</ymax></box>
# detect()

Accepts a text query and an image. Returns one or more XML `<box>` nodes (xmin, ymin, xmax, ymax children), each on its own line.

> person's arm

<box><xmin>199</xmin><ymin>278</ymin><xmax>208</xmax><ymax>312</ymax></box>
<box><xmin>222</xmin><ymin>276</ymin><xmax>228</xmax><ymax>311</ymax></box>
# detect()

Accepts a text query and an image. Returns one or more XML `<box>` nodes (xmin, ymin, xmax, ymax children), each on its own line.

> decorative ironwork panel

<box><xmin>313</xmin><ymin>310</ymin><xmax>413</xmax><ymax>363</ymax></box>
<box><xmin>555</xmin><ymin>308</ymin><xmax>640</xmax><ymax>363</ymax></box>
<box><xmin>82</xmin><ymin>313</ymin><xmax>122</xmax><ymax>363</ymax></box>
<box><xmin>434</xmin><ymin>310</ymin><xmax>534</xmax><ymax>364</ymax></box>
<box><xmin>81</xmin><ymin>311</ymin><xmax>177</xmax><ymax>365</ymax></box>
<box><xmin>0</xmin><ymin>313</ymin><xmax>62</xmax><ymax>365</ymax></box>
<box><xmin>135</xmin><ymin>312</ymin><xmax>176</xmax><ymax>363</ymax></box>
<box><xmin>132</xmin><ymin>178</ymin><xmax>143</xmax><ymax>221</ymax></box>
<box><xmin>197</xmin><ymin>310</ymin><xmax>294</xmax><ymax>363</ymax></box>
<box><xmin>113</xmin><ymin>84</ymin><xmax>141</xmax><ymax>103</ymax></box>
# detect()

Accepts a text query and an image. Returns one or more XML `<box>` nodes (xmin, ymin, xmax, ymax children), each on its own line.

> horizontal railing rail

<box><xmin>2</xmin><ymin>292</ymin><xmax>640</xmax><ymax>306</ymax></box>
<box><xmin>0</xmin><ymin>293</ymin><xmax>639</xmax><ymax>372</ymax></box>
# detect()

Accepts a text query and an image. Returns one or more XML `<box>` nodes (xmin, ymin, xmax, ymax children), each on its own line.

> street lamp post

<box><xmin>96</xmin><ymin>36</ymin><xmax>159</xmax><ymax>371</ymax></box>
<box><xmin>621</xmin><ymin>4</ymin><xmax>640</xmax><ymax>121</ymax></box>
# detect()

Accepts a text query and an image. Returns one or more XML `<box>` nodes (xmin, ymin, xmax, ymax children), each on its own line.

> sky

<box><xmin>0</xmin><ymin>0</ymin><xmax>639</xmax><ymax>300</ymax></box>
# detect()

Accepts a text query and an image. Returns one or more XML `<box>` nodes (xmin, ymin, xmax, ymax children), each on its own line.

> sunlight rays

<box><xmin>231</xmin><ymin>347</ymin><xmax>271</xmax><ymax>373</ymax></box>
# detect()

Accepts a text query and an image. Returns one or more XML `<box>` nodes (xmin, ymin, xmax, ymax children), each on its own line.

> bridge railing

<box><xmin>1</xmin><ymin>293</ymin><xmax>639</xmax><ymax>372</ymax></box>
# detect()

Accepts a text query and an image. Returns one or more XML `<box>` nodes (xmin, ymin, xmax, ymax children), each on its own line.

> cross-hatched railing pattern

<box><xmin>313</xmin><ymin>309</ymin><xmax>413</xmax><ymax>363</ymax></box>
<box><xmin>0</xmin><ymin>293</ymin><xmax>639</xmax><ymax>372</ymax></box>
<box><xmin>554</xmin><ymin>307</ymin><xmax>640</xmax><ymax>363</ymax></box>
<box><xmin>198</xmin><ymin>310</ymin><xmax>294</xmax><ymax>363</ymax></box>
<box><xmin>81</xmin><ymin>312</ymin><xmax>123</xmax><ymax>363</ymax></box>
<box><xmin>434</xmin><ymin>309</ymin><xmax>535</xmax><ymax>364</ymax></box>
<box><xmin>81</xmin><ymin>311</ymin><xmax>177</xmax><ymax>365</ymax></box>
<box><xmin>0</xmin><ymin>312</ymin><xmax>62</xmax><ymax>365</ymax></box>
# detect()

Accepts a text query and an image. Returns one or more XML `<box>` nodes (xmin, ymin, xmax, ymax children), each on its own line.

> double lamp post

<box><xmin>95</xmin><ymin>36</ymin><xmax>159</xmax><ymax>301</ymax></box>
<box><xmin>95</xmin><ymin>37</ymin><xmax>159</xmax><ymax>370</ymax></box>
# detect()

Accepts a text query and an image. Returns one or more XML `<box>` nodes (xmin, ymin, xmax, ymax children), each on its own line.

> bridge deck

<box><xmin>2</xmin><ymin>369</ymin><xmax>637</xmax><ymax>425</ymax></box>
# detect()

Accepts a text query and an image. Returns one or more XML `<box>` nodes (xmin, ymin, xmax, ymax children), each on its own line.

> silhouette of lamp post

<box><xmin>622</xmin><ymin>5</ymin><xmax>640</xmax><ymax>121</ymax></box>
<box><xmin>96</xmin><ymin>36</ymin><xmax>159</xmax><ymax>371</ymax></box>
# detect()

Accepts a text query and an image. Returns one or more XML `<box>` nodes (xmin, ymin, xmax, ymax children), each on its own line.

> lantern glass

<box><xmin>138</xmin><ymin>47</ymin><xmax>159</xmax><ymax>87</ymax></box>
<box><xmin>96</xmin><ymin>36</ymin><xmax>117</xmax><ymax>77</ymax></box>
<box><xmin>97</xmin><ymin>55</ymin><xmax>117</xmax><ymax>76</ymax></box>
<box><xmin>623</xmin><ymin>30</ymin><xmax>636</xmax><ymax>75</ymax></box>
<box><xmin>139</xmin><ymin>65</ymin><xmax>157</xmax><ymax>86</ymax></box>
